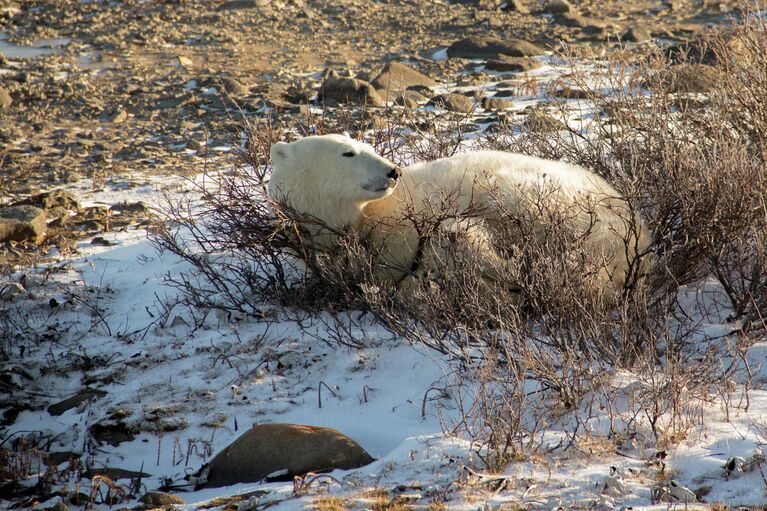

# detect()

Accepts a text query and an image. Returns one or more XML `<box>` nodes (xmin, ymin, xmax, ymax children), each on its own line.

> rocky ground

<box><xmin>0</xmin><ymin>0</ymin><xmax>739</xmax><ymax>271</ymax></box>
<box><xmin>1</xmin><ymin>1</ymin><xmax>761</xmax><ymax>510</ymax></box>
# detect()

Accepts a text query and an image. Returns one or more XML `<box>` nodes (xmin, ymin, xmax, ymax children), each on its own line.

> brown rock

<box><xmin>0</xmin><ymin>206</ymin><xmax>46</xmax><ymax>243</ymax></box>
<box><xmin>319</xmin><ymin>70</ymin><xmax>383</xmax><ymax>106</ymax></box>
<box><xmin>219</xmin><ymin>76</ymin><xmax>250</xmax><ymax>96</ymax></box>
<box><xmin>197</xmin><ymin>423</ymin><xmax>374</xmax><ymax>488</ymax></box>
<box><xmin>15</xmin><ymin>190</ymin><xmax>80</xmax><ymax>215</ymax></box>
<box><xmin>554</xmin><ymin>86</ymin><xmax>593</xmax><ymax>99</ymax></box>
<box><xmin>523</xmin><ymin>109</ymin><xmax>567</xmax><ymax>132</ymax></box>
<box><xmin>109</xmin><ymin>201</ymin><xmax>149</xmax><ymax>215</ymax></box>
<box><xmin>107</xmin><ymin>109</ymin><xmax>128</xmax><ymax>123</ymax></box>
<box><xmin>482</xmin><ymin>96</ymin><xmax>515</xmax><ymax>110</ymax></box>
<box><xmin>395</xmin><ymin>90</ymin><xmax>429</xmax><ymax>108</ymax></box>
<box><xmin>140</xmin><ymin>492</ymin><xmax>185</xmax><ymax>507</ymax></box>
<box><xmin>543</xmin><ymin>0</ymin><xmax>573</xmax><ymax>13</ymax></box>
<box><xmin>621</xmin><ymin>27</ymin><xmax>653</xmax><ymax>43</ymax></box>
<box><xmin>371</xmin><ymin>62</ymin><xmax>437</xmax><ymax>95</ymax></box>
<box><xmin>485</xmin><ymin>55</ymin><xmax>542</xmax><ymax>72</ymax></box>
<box><xmin>427</xmin><ymin>93</ymin><xmax>474</xmax><ymax>113</ymax></box>
<box><xmin>553</xmin><ymin>12</ymin><xmax>605</xmax><ymax>32</ymax></box>
<box><xmin>447</xmin><ymin>36</ymin><xmax>543</xmax><ymax>59</ymax></box>
<box><xmin>406</xmin><ymin>84</ymin><xmax>435</xmax><ymax>97</ymax></box>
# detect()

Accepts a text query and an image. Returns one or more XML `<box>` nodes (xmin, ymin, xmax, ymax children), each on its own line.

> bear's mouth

<box><xmin>364</xmin><ymin>178</ymin><xmax>398</xmax><ymax>193</ymax></box>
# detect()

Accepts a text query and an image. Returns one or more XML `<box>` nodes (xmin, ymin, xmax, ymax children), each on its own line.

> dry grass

<box><xmin>314</xmin><ymin>496</ymin><xmax>351</xmax><ymax>511</ymax></box>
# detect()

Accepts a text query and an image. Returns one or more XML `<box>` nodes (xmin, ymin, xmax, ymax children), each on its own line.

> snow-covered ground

<box><xmin>3</xmin><ymin>55</ymin><xmax>767</xmax><ymax>510</ymax></box>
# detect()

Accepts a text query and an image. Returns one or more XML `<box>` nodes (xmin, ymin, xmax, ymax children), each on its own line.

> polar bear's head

<box><xmin>269</xmin><ymin>134</ymin><xmax>401</xmax><ymax>228</ymax></box>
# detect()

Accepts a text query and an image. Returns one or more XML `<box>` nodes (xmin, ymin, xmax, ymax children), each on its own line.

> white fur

<box><xmin>269</xmin><ymin>134</ymin><xmax>652</xmax><ymax>301</ymax></box>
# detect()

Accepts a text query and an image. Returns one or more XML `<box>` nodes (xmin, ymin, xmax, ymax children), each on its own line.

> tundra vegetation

<box><xmin>157</xmin><ymin>7</ymin><xmax>767</xmax><ymax>473</ymax></box>
<box><xmin>1</xmin><ymin>1</ymin><xmax>766</xmax><ymax>508</ymax></box>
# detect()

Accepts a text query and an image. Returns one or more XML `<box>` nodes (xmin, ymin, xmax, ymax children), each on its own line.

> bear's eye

<box><xmin>342</xmin><ymin>151</ymin><xmax>356</xmax><ymax>157</ymax></box>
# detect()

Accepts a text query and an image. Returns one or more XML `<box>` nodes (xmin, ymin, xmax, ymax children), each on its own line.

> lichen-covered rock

<box><xmin>0</xmin><ymin>205</ymin><xmax>46</xmax><ymax>243</ymax></box>
<box><xmin>196</xmin><ymin>423</ymin><xmax>374</xmax><ymax>488</ymax></box>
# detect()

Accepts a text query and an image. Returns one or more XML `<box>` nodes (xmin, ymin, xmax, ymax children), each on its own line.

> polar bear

<box><xmin>268</xmin><ymin>134</ymin><xmax>652</xmax><ymax>304</ymax></box>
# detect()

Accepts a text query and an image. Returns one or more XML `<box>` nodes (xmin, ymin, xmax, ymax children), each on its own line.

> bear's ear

<box><xmin>342</xmin><ymin>130</ymin><xmax>352</xmax><ymax>139</ymax></box>
<box><xmin>270</xmin><ymin>141</ymin><xmax>290</xmax><ymax>162</ymax></box>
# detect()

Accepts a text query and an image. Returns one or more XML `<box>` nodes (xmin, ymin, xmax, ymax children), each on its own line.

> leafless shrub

<box><xmin>152</xmin><ymin>5</ymin><xmax>765</xmax><ymax>471</ymax></box>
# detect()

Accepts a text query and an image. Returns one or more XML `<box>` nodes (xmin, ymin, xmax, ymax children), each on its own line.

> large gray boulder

<box><xmin>0</xmin><ymin>205</ymin><xmax>47</xmax><ymax>243</ymax></box>
<box><xmin>195</xmin><ymin>423</ymin><xmax>374</xmax><ymax>488</ymax></box>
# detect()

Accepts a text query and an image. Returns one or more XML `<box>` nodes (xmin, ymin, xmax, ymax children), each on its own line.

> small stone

<box><xmin>0</xmin><ymin>205</ymin><xmax>46</xmax><ymax>243</ymax></box>
<box><xmin>553</xmin><ymin>12</ymin><xmax>605</xmax><ymax>32</ymax></box>
<box><xmin>370</xmin><ymin>62</ymin><xmax>437</xmax><ymax>95</ymax></box>
<box><xmin>406</xmin><ymin>84</ymin><xmax>435</xmax><ymax>97</ymax></box>
<box><xmin>0</xmin><ymin>87</ymin><xmax>12</xmax><ymax>109</ymax></box>
<box><xmin>15</xmin><ymin>190</ymin><xmax>80</xmax><ymax>213</ymax></box>
<box><xmin>523</xmin><ymin>109</ymin><xmax>567</xmax><ymax>132</ymax></box>
<box><xmin>622</xmin><ymin>27</ymin><xmax>653</xmax><ymax>43</ymax></box>
<box><xmin>543</xmin><ymin>0</ymin><xmax>573</xmax><ymax>13</ymax></box>
<box><xmin>395</xmin><ymin>90</ymin><xmax>429</xmax><ymax>108</ymax></box>
<box><xmin>156</xmin><ymin>95</ymin><xmax>192</xmax><ymax>110</ymax></box>
<box><xmin>110</xmin><ymin>201</ymin><xmax>149</xmax><ymax>215</ymax></box>
<box><xmin>485</xmin><ymin>55</ymin><xmax>542</xmax><ymax>72</ymax></box>
<box><xmin>90</xmin><ymin>237</ymin><xmax>113</xmax><ymax>246</ymax></box>
<box><xmin>140</xmin><ymin>492</ymin><xmax>185</xmax><ymax>507</ymax></box>
<box><xmin>447</xmin><ymin>36</ymin><xmax>543</xmax><ymax>59</ymax></box>
<box><xmin>427</xmin><ymin>93</ymin><xmax>474</xmax><ymax>113</ymax></box>
<box><xmin>107</xmin><ymin>109</ymin><xmax>128</xmax><ymax>123</ymax></box>
<box><xmin>482</xmin><ymin>96</ymin><xmax>515</xmax><ymax>110</ymax></box>
<box><xmin>177</xmin><ymin>56</ymin><xmax>193</xmax><ymax>68</ymax></box>
<box><xmin>554</xmin><ymin>86</ymin><xmax>592</xmax><ymax>99</ymax></box>
<box><xmin>219</xmin><ymin>76</ymin><xmax>250</xmax><ymax>96</ymax></box>
<box><xmin>669</xmin><ymin>0</ymin><xmax>686</xmax><ymax>10</ymax></box>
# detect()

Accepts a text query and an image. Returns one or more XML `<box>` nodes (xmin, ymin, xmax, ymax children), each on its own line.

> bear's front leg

<box><xmin>406</xmin><ymin>218</ymin><xmax>524</xmax><ymax>305</ymax></box>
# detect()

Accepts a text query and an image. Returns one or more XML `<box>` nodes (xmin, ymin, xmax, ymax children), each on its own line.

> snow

<box><xmin>3</xmin><ymin>58</ymin><xmax>767</xmax><ymax>510</ymax></box>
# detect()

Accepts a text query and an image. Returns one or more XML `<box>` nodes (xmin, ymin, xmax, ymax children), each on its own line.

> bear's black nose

<box><xmin>387</xmin><ymin>167</ymin><xmax>401</xmax><ymax>180</ymax></box>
